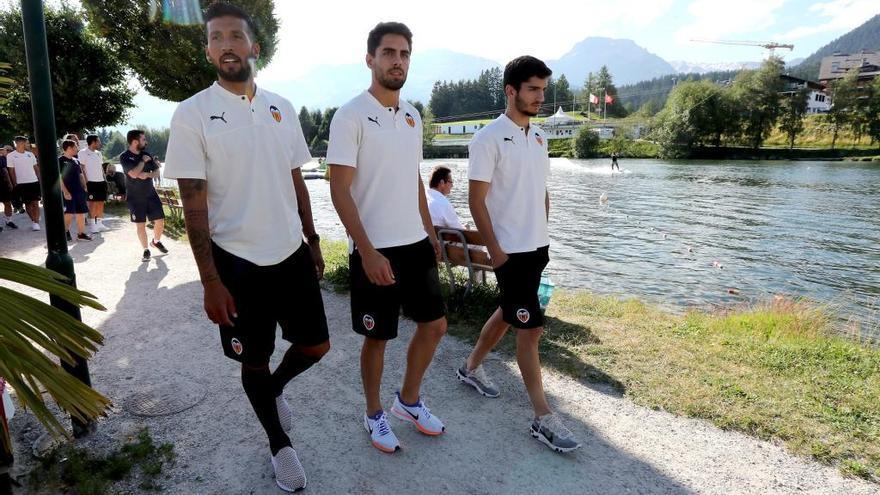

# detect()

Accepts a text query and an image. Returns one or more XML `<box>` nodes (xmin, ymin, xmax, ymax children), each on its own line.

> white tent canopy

<box><xmin>544</xmin><ymin>107</ymin><xmax>575</xmax><ymax>124</ymax></box>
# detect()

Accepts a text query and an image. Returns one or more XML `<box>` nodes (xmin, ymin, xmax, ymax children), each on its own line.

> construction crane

<box><xmin>691</xmin><ymin>39</ymin><xmax>794</xmax><ymax>58</ymax></box>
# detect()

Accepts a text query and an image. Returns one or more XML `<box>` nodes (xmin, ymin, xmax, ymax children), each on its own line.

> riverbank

<box><xmin>322</xmin><ymin>239</ymin><xmax>880</xmax><ymax>482</ymax></box>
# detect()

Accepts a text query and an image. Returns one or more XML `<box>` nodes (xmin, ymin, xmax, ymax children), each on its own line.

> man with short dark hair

<box><xmin>59</xmin><ymin>140</ymin><xmax>91</xmax><ymax>242</ymax></box>
<box><xmin>328</xmin><ymin>21</ymin><xmax>448</xmax><ymax>455</ymax></box>
<box><xmin>79</xmin><ymin>134</ymin><xmax>108</xmax><ymax>233</ymax></box>
<box><xmin>0</xmin><ymin>145</ymin><xmax>17</xmax><ymax>231</ymax></box>
<box><xmin>120</xmin><ymin>130</ymin><xmax>167</xmax><ymax>262</ymax></box>
<box><xmin>457</xmin><ymin>55</ymin><xmax>581</xmax><ymax>453</ymax></box>
<box><xmin>164</xmin><ymin>3</ymin><xmax>328</xmax><ymax>491</ymax></box>
<box><xmin>7</xmin><ymin>136</ymin><xmax>41</xmax><ymax>231</ymax></box>
<box><xmin>426</xmin><ymin>165</ymin><xmax>465</xmax><ymax>230</ymax></box>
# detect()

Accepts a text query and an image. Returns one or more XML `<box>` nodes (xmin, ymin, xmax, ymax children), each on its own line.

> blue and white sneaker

<box><xmin>530</xmin><ymin>413</ymin><xmax>581</xmax><ymax>453</ymax></box>
<box><xmin>363</xmin><ymin>411</ymin><xmax>400</xmax><ymax>453</ymax></box>
<box><xmin>390</xmin><ymin>392</ymin><xmax>445</xmax><ymax>436</ymax></box>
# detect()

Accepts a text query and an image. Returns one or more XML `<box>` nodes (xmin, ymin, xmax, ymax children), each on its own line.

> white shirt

<box><xmin>426</xmin><ymin>188</ymin><xmax>464</xmax><ymax>230</ymax></box>
<box><xmin>468</xmin><ymin>114</ymin><xmax>550</xmax><ymax>254</ymax></box>
<box><xmin>77</xmin><ymin>148</ymin><xmax>104</xmax><ymax>183</ymax></box>
<box><xmin>327</xmin><ymin>91</ymin><xmax>426</xmax><ymax>251</ymax></box>
<box><xmin>164</xmin><ymin>82</ymin><xmax>312</xmax><ymax>266</ymax></box>
<box><xmin>7</xmin><ymin>150</ymin><xmax>38</xmax><ymax>184</ymax></box>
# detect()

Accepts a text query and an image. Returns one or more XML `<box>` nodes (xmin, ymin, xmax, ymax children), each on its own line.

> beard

<box><xmin>214</xmin><ymin>55</ymin><xmax>253</xmax><ymax>83</ymax></box>
<box><xmin>515</xmin><ymin>94</ymin><xmax>540</xmax><ymax>117</ymax></box>
<box><xmin>376</xmin><ymin>69</ymin><xmax>406</xmax><ymax>91</ymax></box>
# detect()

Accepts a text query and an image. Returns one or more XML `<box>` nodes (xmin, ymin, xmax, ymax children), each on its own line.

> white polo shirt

<box><xmin>164</xmin><ymin>82</ymin><xmax>312</xmax><ymax>266</ymax></box>
<box><xmin>77</xmin><ymin>148</ymin><xmax>104</xmax><ymax>183</ymax></box>
<box><xmin>7</xmin><ymin>151</ymin><xmax>38</xmax><ymax>184</ymax></box>
<box><xmin>468</xmin><ymin>114</ymin><xmax>550</xmax><ymax>254</ymax></box>
<box><xmin>327</xmin><ymin>91</ymin><xmax>426</xmax><ymax>250</ymax></box>
<box><xmin>426</xmin><ymin>188</ymin><xmax>464</xmax><ymax>230</ymax></box>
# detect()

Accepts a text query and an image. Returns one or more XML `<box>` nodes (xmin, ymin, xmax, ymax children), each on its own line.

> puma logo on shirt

<box><xmin>210</xmin><ymin>112</ymin><xmax>227</xmax><ymax>123</ymax></box>
<box><xmin>503</xmin><ymin>136</ymin><xmax>515</xmax><ymax>143</ymax></box>
<box><xmin>367</xmin><ymin>116</ymin><xmax>381</xmax><ymax>127</ymax></box>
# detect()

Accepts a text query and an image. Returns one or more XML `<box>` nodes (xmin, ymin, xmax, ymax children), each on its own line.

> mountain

<box><xmin>274</xmin><ymin>49</ymin><xmax>500</xmax><ymax>109</ymax></box>
<box><xmin>789</xmin><ymin>13</ymin><xmax>880</xmax><ymax>81</ymax></box>
<box><xmin>668</xmin><ymin>60</ymin><xmax>760</xmax><ymax>74</ymax></box>
<box><xmin>548</xmin><ymin>37</ymin><xmax>675</xmax><ymax>86</ymax></box>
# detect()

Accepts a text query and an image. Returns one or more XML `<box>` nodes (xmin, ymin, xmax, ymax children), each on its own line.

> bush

<box><xmin>572</xmin><ymin>127</ymin><xmax>601</xmax><ymax>158</ymax></box>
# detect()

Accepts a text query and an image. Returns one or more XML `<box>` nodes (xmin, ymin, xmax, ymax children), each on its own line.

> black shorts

<box><xmin>349</xmin><ymin>237</ymin><xmax>446</xmax><ymax>340</ymax></box>
<box><xmin>127</xmin><ymin>192</ymin><xmax>164</xmax><ymax>223</ymax></box>
<box><xmin>214</xmin><ymin>242</ymin><xmax>330</xmax><ymax>365</ymax></box>
<box><xmin>495</xmin><ymin>246</ymin><xmax>550</xmax><ymax>329</ymax></box>
<box><xmin>63</xmin><ymin>192</ymin><xmax>88</xmax><ymax>214</ymax></box>
<box><xmin>87</xmin><ymin>181</ymin><xmax>108</xmax><ymax>202</ymax></box>
<box><xmin>0</xmin><ymin>172</ymin><xmax>11</xmax><ymax>203</ymax></box>
<box><xmin>15</xmin><ymin>182</ymin><xmax>41</xmax><ymax>203</ymax></box>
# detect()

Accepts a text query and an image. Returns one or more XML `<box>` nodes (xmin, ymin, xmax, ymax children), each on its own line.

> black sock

<box><xmin>271</xmin><ymin>346</ymin><xmax>321</xmax><ymax>397</ymax></box>
<box><xmin>241</xmin><ymin>363</ymin><xmax>291</xmax><ymax>455</ymax></box>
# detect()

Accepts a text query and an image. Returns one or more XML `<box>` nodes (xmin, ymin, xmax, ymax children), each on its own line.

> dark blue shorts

<box><xmin>63</xmin><ymin>192</ymin><xmax>88</xmax><ymax>214</ymax></box>
<box><xmin>127</xmin><ymin>192</ymin><xmax>164</xmax><ymax>223</ymax></box>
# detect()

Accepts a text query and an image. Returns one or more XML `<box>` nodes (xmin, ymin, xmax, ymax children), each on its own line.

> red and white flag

<box><xmin>605</xmin><ymin>94</ymin><xmax>615</xmax><ymax>104</ymax></box>
<box><xmin>589</xmin><ymin>93</ymin><xmax>599</xmax><ymax>104</ymax></box>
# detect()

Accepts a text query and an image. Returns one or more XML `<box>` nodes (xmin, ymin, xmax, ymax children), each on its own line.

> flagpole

<box><xmin>602</xmin><ymin>87</ymin><xmax>607</xmax><ymax>126</ymax></box>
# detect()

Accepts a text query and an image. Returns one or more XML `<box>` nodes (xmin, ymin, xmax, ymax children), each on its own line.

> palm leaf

<box><xmin>0</xmin><ymin>258</ymin><xmax>110</xmax><ymax>438</ymax></box>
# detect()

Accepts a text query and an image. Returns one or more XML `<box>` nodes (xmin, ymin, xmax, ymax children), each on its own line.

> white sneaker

<box><xmin>96</xmin><ymin>219</ymin><xmax>108</xmax><ymax>232</ymax></box>
<box><xmin>390</xmin><ymin>393</ymin><xmax>445</xmax><ymax>436</ymax></box>
<box><xmin>270</xmin><ymin>446</ymin><xmax>307</xmax><ymax>492</ymax></box>
<box><xmin>277</xmin><ymin>395</ymin><xmax>292</xmax><ymax>433</ymax></box>
<box><xmin>363</xmin><ymin>411</ymin><xmax>400</xmax><ymax>453</ymax></box>
<box><xmin>31</xmin><ymin>222</ymin><xmax>40</xmax><ymax>231</ymax></box>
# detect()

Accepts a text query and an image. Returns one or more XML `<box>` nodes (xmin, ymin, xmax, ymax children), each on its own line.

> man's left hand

<box><xmin>430</xmin><ymin>236</ymin><xmax>442</xmax><ymax>262</ymax></box>
<box><xmin>309</xmin><ymin>239</ymin><xmax>325</xmax><ymax>280</ymax></box>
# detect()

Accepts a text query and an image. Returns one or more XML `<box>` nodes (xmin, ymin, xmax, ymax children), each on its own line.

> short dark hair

<box><xmin>429</xmin><ymin>166</ymin><xmax>452</xmax><ymax>188</ymax></box>
<box><xmin>126</xmin><ymin>130</ymin><xmax>144</xmax><ymax>145</ymax></box>
<box><xmin>86</xmin><ymin>134</ymin><xmax>99</xmax><ymax>146</ymax></box>
<box><xmin>61</xmin><ymin>140</ymin><xmax>77</xmax><ymax>151</ymax></box>
<box><xmin>367</xmin><ymin>22</ymin><xmax>412</xmax><ymax>56</ymax></box>
<box><xmin>13</xmin><ymin>136</ymin><xmax>28</xmax><ymax>143</ymax></box>
<box><xmin>503</xmin><ymin>56</ymin><xmax>552</xmax><ymax>91</ymax></box>
<box><xmin>205</xmin><ymin>2</ymin><xmax>258</xmax><ymax>39</ymax></box>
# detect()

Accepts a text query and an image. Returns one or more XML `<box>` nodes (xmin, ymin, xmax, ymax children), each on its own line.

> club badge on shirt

<box><xmin>536</xmin><ymin>134</ymin><xmax>544</xmax><ymax>146</ymax></box>
<box><xmin>405</xmin><ymin>112</ymin><xmax>415</xmax><ymax>128</ymax></box>
<box><xmin>270</xmin><ymin>105</ymin><xmax>282</xmax><ymax>123</ymax></box>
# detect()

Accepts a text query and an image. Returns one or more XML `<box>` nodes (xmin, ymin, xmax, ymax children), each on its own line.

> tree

<box><xmin>778</xmin><ymin>87</ymin><xmax>809</xmax><ymax>149</ymax></box>
<box><xmin>104</xmin><ymin>131</ymin><xmax>127</xmax><ymax>160</ymax></box>
<box><xmin>82</xmin><ymin>0</ymin><xmax>278</xmax><ymax>102</ymax></box>
<box><xmin>731</xmin><ymin>57</ymin><xmax>785</xmax><ymax>149</ymax></box>
<box><xmin>865</xmin><ymin>77</ymin><xmax>880</xmax><ymax>146</ymax></box>
<box><xmin>572</xmin><ymin>126</ymin><xmax>600</xmax><ymax>158</ymax></box>
<box><xmin>0</xmin><ymin>4</ymin><xmax>133</xmax><ymax>142</ymax></box>
<box><xmin>421</xmin><ymin>106</ymin><xmax>436</xmax><ymax>148</ymax></box>
<box><xmin>652</xmin><ymin>80</ymin><xmax>735</xmax><ymax>156</ymax></box>
<box><xmin>298</xmin><ymin>106</ymin><xmax>315</xmax><ymax>145</ymax></box>
<box><xmin>593</xmin><ymin>66</ymin><xmax>626</xmax><ymax>117</ymax></box>
<box><xmin>826</xmin><ymin>69</ymin><xmax>859</xmax><ymax>149</ymax></box>
<box><xmin>553</xmin><ymin>74</ymin><xmax>574</xmax><ymax>112</ymax></box>
<box><xmin>310</xmin><ymin>107</ymin><xmax>337</xmax><ymax>150</ymax></box>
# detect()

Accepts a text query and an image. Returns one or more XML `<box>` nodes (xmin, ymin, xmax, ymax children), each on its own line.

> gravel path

<box><xmin>2</xmin><ymin>210</ymin><xmax>874</xmax><ymax>494</ymax></box>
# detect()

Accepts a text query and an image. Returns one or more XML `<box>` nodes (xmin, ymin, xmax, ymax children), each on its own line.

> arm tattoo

<box><xmin>178</xmin><ymin>178</ymin><xmax>206</xmax><ymax>200</ymax></box>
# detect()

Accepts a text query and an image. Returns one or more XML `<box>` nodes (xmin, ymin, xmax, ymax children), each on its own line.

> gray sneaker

<box><xmin>530</xmin><ymin>413</ymin><xmax>581</xmax><ymax>453</ymax></box>
<box><xmin>457</xmin><ymin>363</ymin><xmax>500</xmax><ymax>398</ymax></box>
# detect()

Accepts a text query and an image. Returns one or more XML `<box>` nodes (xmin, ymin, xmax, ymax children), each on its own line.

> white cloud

<box><xmin>774</xmin><ymin>0</ymin><xmax>879</xmax><ymax>40</ymax></box>
<box><xmin>674</xmin><ymin>0</ymin><xmax>788</xmax><ymax>44</ymax></box>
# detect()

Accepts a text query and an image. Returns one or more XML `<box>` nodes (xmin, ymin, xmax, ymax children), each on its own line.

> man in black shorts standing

<box><xmin>0</xmin><ymin>145</ymin><xmax>17</xmax><ymax>231</ymax></box>
<box><xmin>328</xmin><ymin>22</ymin><xmax>447</xmax><ymax>454</ymax></box>
<box><xmin>7</xmin><ymin>136</ymin><xmax>41</xmax><ymax>231</ymax></box>
<box><xmin>79</xmin><ymin>134</ymin><xmax>108</xmax><ymax>233</ymax></box>
<box><xmin>120</xmin><ymin>130</ymin><xmax>167</xmax><ymax>262</ymax></box>
<box><xmin>164</xmin><ymin>3</ymin><xmax>329</xmax><ymax>491</ymax></box>
<box><xmin>457</xmin><ymin>56</ymin><xmax>581</xmax><ymax>453</ymax></box>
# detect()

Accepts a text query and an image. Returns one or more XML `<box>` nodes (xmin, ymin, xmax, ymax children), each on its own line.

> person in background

<box><xmin>0</xmin><ymin>145</ymin><xmax>17</xmax><ymax>231</ymax></box>
<box><xmin>7</xmin><ymin>136</ymin><xmax>41</xmax><ymax>231</ymax></box>
<box><xmin>59</xmin><ymin>139</ymin><xmax>91</xmax><ymax>242</ymax></box>
<box><xmin>120</xmin><ymin>130</ymin><xmax>167</xmax><ymax>262</ymax></box>
<box><xmin>426</xmin><ymin>165</ymin><xmax>466</xmax><ymax>230</ymax></box>
<box><xmin>79</xmin><ymin>134</ymin><xmax>108</xmax><ymax>233</ymax></box>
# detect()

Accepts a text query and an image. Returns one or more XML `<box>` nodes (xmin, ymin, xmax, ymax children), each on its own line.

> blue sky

<box><xmin>116</xmin><ymin>0</ymin><xmax>879</xmax><ymax>128</ymax></box>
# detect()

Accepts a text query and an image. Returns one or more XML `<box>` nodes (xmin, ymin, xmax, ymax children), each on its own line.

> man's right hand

<box><xmin>490</xmin><ymin>250</ymin><xmax>509</xmax><ymax>269</ymax></box>
<box><xmin>203</xmin><ymin>279</ymin><xmax>237</xmax><ymax>326</ymax></box>
<box><xmin>361</xmin><ymin>248</ymin><xmax>395</xmax><ymax>286</ymax></box>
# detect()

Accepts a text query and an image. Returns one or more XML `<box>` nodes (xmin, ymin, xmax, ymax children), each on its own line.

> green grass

<box><xmin>31</xmin><ymin>428</ymin><xmax>175</xmax><ymax>494</ymax></box>
<box><xmin>765</xmin><ymin>114</ymin><xmax>880</xmax><ymax>149</ymax></box>
<box><xmin>322</xmin><ymin>239</ymin><xmax>880</xmax><ymax>481</ymax></box>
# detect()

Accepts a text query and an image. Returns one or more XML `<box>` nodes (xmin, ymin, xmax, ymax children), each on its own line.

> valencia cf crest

<box><xmin>363</xmin><ymin>314</ymin><xmax>375</xmax><ymax>331</ymax></box>
<box><xmin>230</xmin><ymin>337</ymin><xmax>244</xmax><ymax>355</ymax></box>
<box><xmin>516</xmin><ymin>309</ymin><xmax>530</xmax><ymax>324</ymax></box>
<box><xmin>269</xmin><ymin>105</ymin><xmax>282</xmax><ymax>123</ymax></box>
<box><xmin>405</xmin><ymin>112</ymin><xmax>415</xmax><ymax>128</ymax></box>
<box><xmin>536</xmin><ymin>134</ymin><xmax>544</xmax><ymax>146</ymax></box>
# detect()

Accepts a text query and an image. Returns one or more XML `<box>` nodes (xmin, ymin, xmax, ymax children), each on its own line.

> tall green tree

<box><xmin>551</xmin><ymin>74</ymin><xmax>573</xmax><ymax>112</ymax></box>
<box><xmin>865</xmin><ymin>77</ymin><xmax>880</xmax><ymax>146</ymax></box>
<box><xmin>826</xmin><ymin>69</ymin><xmax>859</xmax><ymax>150</ymax></box>
<box><xmin>731</xmin><ymin>57</ymin><xmax>785</xmax><ymax>149</ymax></box>
<box><xmin>82</xmin><ymin>0</ymin><xmax>278</xmax><ymax>102</ymax></box>
<box><xmin>571</xmin><ymin>126</ymin><xmax>600</xmax><ymax>158</ymax></box>
<box><xmin>298</xmin><ymin>106</ymin><xmax>315</xmax><ymax>144</ymax></box>
<box><xmin>652</xmin><ymin>80</ymin><xmax>735</xmax><ymax>157</ymax></box>
<box><xmin>0</xmin><ymin>4</ymin><xmax>133</xmax><ymax>142</ymax></box>
<box><xmin>310</xmin><ymin>107</ymin><xmax>337</xmax><ymax>150</ymax></box>
<box><xmin>778</xmin><ymin>87</ymin><xmax>809</xmax><ymax>149</ymax></box>
<box><xmin>593</xmin><ymin>65</ymin><xmax>625</xmax><ymax>117</ymax></box>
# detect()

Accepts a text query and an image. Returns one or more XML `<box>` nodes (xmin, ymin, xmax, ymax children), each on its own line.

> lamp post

<box><xmin>20</xmin><ymin>0</ymin><xmax>93</xmax><ymax>439</ymax></box>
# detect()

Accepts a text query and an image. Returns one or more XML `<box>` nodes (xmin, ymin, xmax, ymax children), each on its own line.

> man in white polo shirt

<box><xmin>163</xmin><ymin>4</ymin><xmax>328</xmax><ymax>492</ymax></box>
<box><xmin>78</xmin><ymin>134</ymin><xmax>108</xmax><ymax>233</ymax></box>
<box><xmin>7</xmin><ymin>136</ymin><xmax>41</xmax><ymax>231</ymax></box>
<box><xmin>457</xmin><ymin>56</ymin><xmax>581</xmax><ymax>453</ymax></box>
<box><xmin>328</xmin><ymin>21</ymin><xmax>448</xmax><ymax>454</ymax></box>
<box><xmin>426</xmin><ymin>165</ymin><xmax>465</xmax><ymax>230</ymax></box>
